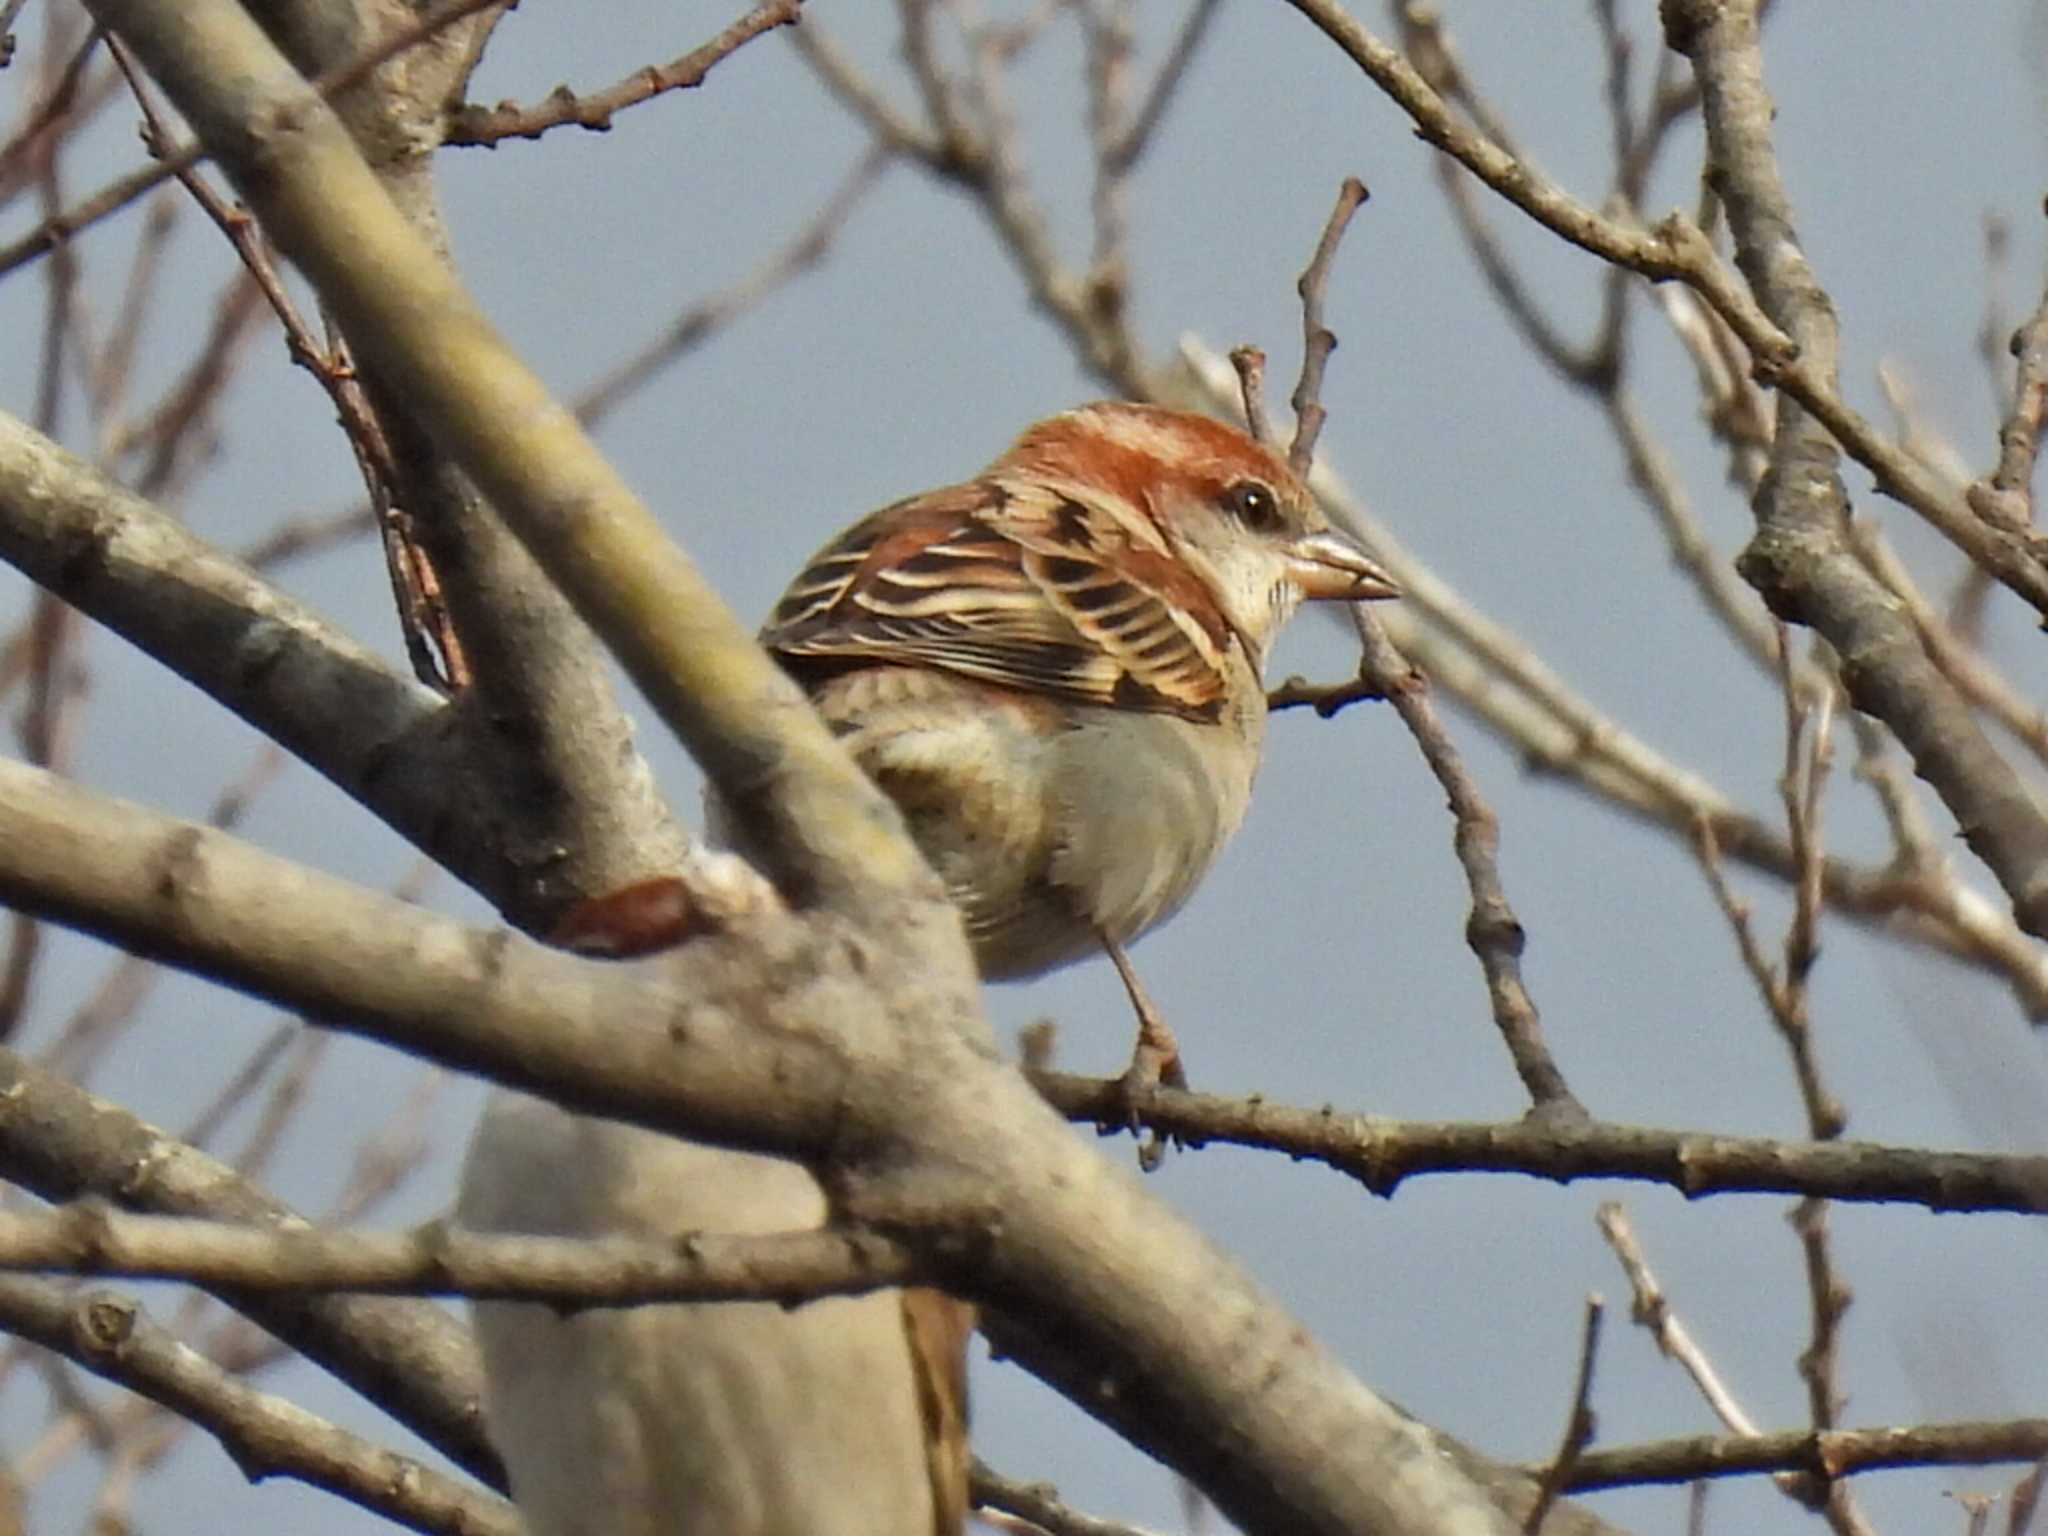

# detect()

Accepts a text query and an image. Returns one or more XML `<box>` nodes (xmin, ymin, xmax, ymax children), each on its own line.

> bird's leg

<box><xmin>1101</xmin><ymin>933</ymin><xmax>1186</xmax><ymax>1170</ymax></box>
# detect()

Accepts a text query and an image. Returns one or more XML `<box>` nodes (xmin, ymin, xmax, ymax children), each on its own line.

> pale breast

<box><xmin>1043</xmin><ymin>680</ymin><xmax>1262</xmax><ymax>951</ymax></box>
<box><xmin>800</xmin><ymin>660</ymin><xmax>1265</xmax><ymax>981</ymax></box>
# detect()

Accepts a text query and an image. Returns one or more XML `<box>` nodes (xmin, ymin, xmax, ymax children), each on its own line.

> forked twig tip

<box><xmin>1228</xmin><ymin>344</ymin><xmax>1272</xmax><ymax>445</ymax></box>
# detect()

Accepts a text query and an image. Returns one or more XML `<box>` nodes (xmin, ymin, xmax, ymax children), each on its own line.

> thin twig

<box><xmin>443</xmin><ymin>0</ymin><xmax>801</xmax><ymax>144</ymax></box>
<box><xmin>1287</xmin><ymin>0</ymin><xmax>2048</xmax><ymax>620</ymax></box>
<box><xmin>1105</xmin><ymin>0</ymin><xmax>1219</xmax><ymax>172</ymax></box>
<box><xmin>1970</xmin><ymin>246</ymin><xmax>2048</xmax><ymax>533</ymax></box>
<box><xmin>972</xmin><ymin>1459</ymin><xmax>1169</xmax><ymax>1536</ymax></box>
<box><xmin>573</xmin><ymin>141</ymin><xmax>890</xmax><ymax>425</ymax></box>
<box><xmin>1349</xmin><ymin>605</ymin><xmax>1583</xmax><ymax>1117</ymax></box>
<box><xmin>111</xmin><ymin>35</ymin><xmax>465</xmax><ymax>692</ymax></box>
<box><xmin>118</xmin><ymin>269</ymin><xmax>267</xmax><ymax>496</ymax></box>
<box><xmin>795</xmin><ymin>9</ymin><xmax>1148</xmax><ymax>392</ymax></box>
<box><xmin>88</xmin><ymin>187</ymin><xmax>177</xmax><ymax>430</ymax></box>
<box><xmin>1079</xmin><ymin>0</ymin><xmax>1134</xmax><ymax>327</ymax></box>
<box><xmin>1266</xmin><ymin>672</ymin><xmax>1381</xmax><ymax>716</ymax></box>
<box><xmin>0</xmin><ymin>0</ymin><xmax>509</xmax><ymax>280</ymax></box>
<box><xmin>1027</xmin><ymin>1070</ymin><xmax>2048</xmax><ymax>1212</ymax></box>
<box><xmin>1228</xmin><ymin>345</ymin><xmax>1270</xmax><ymax>446</ymax></box>
<box><xmin>1598</xmin><ymin>1200</ymin><xmax>1851</xmax><ymax>1519</ymax></box>
<box><xmin>1551</xmin><ymin>1418</ymin><xmax>2048</xmax><ymax>1492</ymax></box>
<box><xmin>1596</xmin><ymin>1203</ymin><xmax>1757</xmax><ymax>1430</ymax></box>
<box><xmin>2008</xmin><ymin>1457</ymin><xmax>2046</xmax><ymax>1536</ymax></box>
<box><xmin>0</xmin><ymin>1278</ymin><xmax>516</xmax><ymax>1536</ymax></box>
<box><xmin>1524</xmin><ymin>1295</ymin><xmax>1605</xmax><ymax>1534</ymax></box>
<box><xmin>0</xmin><ymin>23</ymin><xmax>104</xmax><ymax>193</ymax></box>
<box><xmin>1289</xmin><ymin>176</ymin><xmax>1368</xmax><ymax>475</ymax></box>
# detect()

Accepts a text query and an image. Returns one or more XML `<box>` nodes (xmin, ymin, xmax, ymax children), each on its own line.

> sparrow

<box><xmin>460</xmin><ymin>403</ymin><xmax>1395</xmax><ymax>1536</ymax></box>
<box><xmin>759</xmin><ymin>400</ymin><xmax>1399</xmax><ymax>1099</ymax></box>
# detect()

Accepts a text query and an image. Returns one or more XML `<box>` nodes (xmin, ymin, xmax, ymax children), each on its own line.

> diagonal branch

<box><xmin>83</xmin><ymin>0</ymin><xmax>933</xmax><ymax>913</ymax></box>
<box><xmin>1660</xmin><ymin>0</ymin><xmax>2048</xmax><ymax>939</ymax></box>
<box><xmin>0</xmin><ymin>1041</ymin><xmax>502</xmax><ymax>1486</ymax></box>
<box><xmin>0</xmin><ymin>754</ymin><xmax>1567</xmax><ymax>1536</ymax></box>
<box><xmin>1279</xmin><ymin>0</ymin><xmax>2048</xmax><ymax>621</ymax></box>
<box><xmin>443</xmin><ymin>0</ymin><xmax>801</xmax><ymax>145</ymax></box>
<box><xmin>0</xmin><ymin>1276</ymin><xmax>515</xmax><ymax>1536</ymax></box>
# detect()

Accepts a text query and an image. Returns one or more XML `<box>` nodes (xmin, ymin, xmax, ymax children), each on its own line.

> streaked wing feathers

<box><xmin>763</xmin><ymin>480</ymin><xmax>1229</xmax><ymax>722</ymax></box>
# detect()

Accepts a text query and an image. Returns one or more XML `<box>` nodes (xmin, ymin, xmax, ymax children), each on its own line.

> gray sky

<box><xmin>3</xmin><ymin>4</ymin><xmax>2047</xmax><ymax>1533</ymax></box>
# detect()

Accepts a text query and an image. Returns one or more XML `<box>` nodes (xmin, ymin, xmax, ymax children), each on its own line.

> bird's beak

<box><xmin>1286</xmin><ymin>529</ymin><xmax>1401</xmax><ymax>602</ymax></box>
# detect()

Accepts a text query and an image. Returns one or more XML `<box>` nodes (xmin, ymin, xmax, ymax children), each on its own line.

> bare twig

<box><xmin>323</xmin><ymin>1067</ymin><xmax>445</xmax><ymax>1225</ymax></box>
<box><xmin>1395</xmin><ymin>6</ymin><xmax>1612</xmax><ymax>386</ymax></box>
<box><xmin>0</xmin><ymin>0</ymin><xmax>510</xmax><ymax>279</ymax></box>
<box><xmin>787</xmin><ymin>18</ymin><xmax>951</xmax><ymax>167</ymax></box>
<box><xmin>233</xmin><ymin>502</ymin><xmax>378</xmax><ymax>572</ymax></box>
<box><xmin>117</xmin><ymin>269</ymin><xmax>267</xmax><ymax>496</ymax></box>
<box><xmin>176</xmin><ymin>1023</ymin><xmax>300</xmax><ymax>1153</ymax></box>
<box><xmin>1349</xmin><ymin>605</ymin><xmax>1582</xmax><ymax>1118</ymax></box>
<box><xmin>1289</xmin><ymin>176</ymin><xmax>1368</xmax><ymax>476</ymax></box>
<box><xmin>1228</xmin><ymin>345</ymin><xmax>1271</xmax><ymax>446</ymax></box>
<box><xmin>1266</xmin><ymin>672</ymin><xmax>1382</xmax><ymax>716</ymax></box>
<box><xmin>0</xmin><ymin>23</ymin><xmax>104</xmax><ymax>194</ymax></box>
<box><xmin>2009</xmin><ymin>1457</ymin><xmax>2046</xmax><ymax>1536</ymax></box>
<box><xmin>241</xmin><ymin>138</ymin><xmax>890</xmax><ymax>576</ymax></box>
<box><xmin>1269</xmin><ymin>186</ymin><xmax>1572</xmax><ymax>1114</ymax></box>
<box><xmin>106</xmin><ymin>37</ymin><xmax>466</xmax><ymax>690</ymax></box>
<box><xmin>1026</xmin><ymin>1072</ymin><xmax>2048</xmax><ymax>1213</ymax></box>
<box><xmin>1524</xmin><ymin>1296</ymin><xmax>1605</xmax><ymax>1534</ymax></box>
<box><xmin>1848</xmin><ymin>518</ymin><xmax>2048</xmax><ymax>766</ymax></box>
<box><xmin>1080</xmin><ymin>0</ymin><xmax>1135</xmax><ymax>299</ymax></box>
<box><xmin>1551</xmin><ymin>1418</ymin><xmax>2048</xmax><ymax>1492</ymax></box>
<box><xmin>1179</xmin><ymin>339</ymin><xmax>2048</xmax><ymax>1017</ymax></box>
<box><xmin>443</xmin><ymin>0</ymin><xmax>801</xmax><ymax>145</ymax></box>
<box><xmin>973</xmin><ymin>1459</ymin><xmax>1169</xmax><ymax>1536</ymax></box>
<box><xmin>88</xmin><ymin>187</ymin><xmax>178</xmax><ymax>428</ymax></box>
<box><xmin>1595</xmin><ymin>1203</ymin><xmax>1758</xmax><ymax>1432</ymax></box>
<box><xmin>1285</xmin><ymin>0</ymin><xmax>2048</xmax><ymax>623</ymax></box>
<box><xmin>573</xmin><ymin>141</ymin><xmax>890</xmax><ymax>424</ymax></box>
<box><xmin>1598</xmin><ymin>1200</ymin><xmax>1856</xmax><ymax>1524</ymax></box>
<box><xmin>794</xmin><ymin>9</ymin><xmax>1149</xmax><ymax>392</ymax></box>
<box><xmin>0</xmin><ymin>1277</ymin><xmax>517</xmax><ymax>1536</ymax></box>
<box><xmin>1105</xmin><ymin>0</ymin><xmax>1219</xmax><ymax>172</ymax></box>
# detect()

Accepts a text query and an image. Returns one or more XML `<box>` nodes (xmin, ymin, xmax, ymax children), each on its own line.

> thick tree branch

<box><xmin>1279</xmin><ymin>0</ymin><xmax>2048</xmax><ymax>620</ymax></box>
<box><xmin>0</xmin><ymin>410</ymin><xmax>670</xmax><ymax>925</ymax></box>
<box><xmin>237</xmin><ymin>0</ymin><xmax>695</xmax><ymax>930</ymax></box>
<box><xmin>84</xmin><ymin>0</ymin><xmax>932</xmax><ymax>911</ymax></box>
<box><xmin>0</xmin><ymin>411</ymin><xmax>491</xmax><ymax>866</ymax></box>
<box><xmin>0</xmin><ymin>753</ymin><xmax>1561</xmax><ymax>1536</ymax></box>
<box><xmin>1659</xmin><ymin>0</ymin><xmax>2048</xmax><ymax>939</ymax></box>
<box><xmin>0</xmin><ymin>1041</ymin><xmax>501</xmax><ymax>1485</ymax></box>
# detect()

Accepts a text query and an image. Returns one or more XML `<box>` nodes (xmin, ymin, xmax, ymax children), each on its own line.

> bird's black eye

<box><xmin>1222</xmin><ymin>480</ymin><xmax>1282</xmax><ymax>531</ymax></box>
